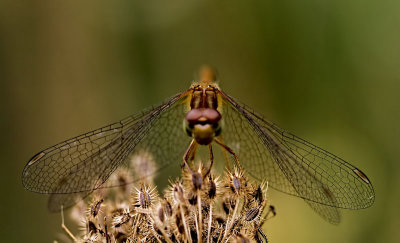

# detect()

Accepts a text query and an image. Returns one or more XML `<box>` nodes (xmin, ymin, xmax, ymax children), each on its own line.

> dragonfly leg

<box><xmin>215</xmin><ymin>136</ymin><xmax>231</xmax><ymax>171</ymax></box>
<box><xmin>214</xmin><ymin>138</ymin><xmax>243</xmax><ymax>170</ymax></box>
<box><xmin>189</xmin><ymin>143</ymin><xmax>198</xmax><ymax>166</ymax></box>
<box><xmin>255</xmin><ymin>205</ymin><xmax>275</xmax><ymax>243</ymax></box>
<box><xmin>182</xmin><ymin>139</ymin><xmax>197</xmax><ymax>173</ymax></box>
<box><xmin>257</xmin><ymin>225</ymin><xmax>268</xmax><ymax>243</ymax></box>
<box><xmin>204</xmin><ymin>144</ymin><xmax>214</xmax><ymax>178</ymax></box>
<box><xmin>264</xmin><ymin>205</ymin><xmax>277</xmax><ymax>220</ymax></box>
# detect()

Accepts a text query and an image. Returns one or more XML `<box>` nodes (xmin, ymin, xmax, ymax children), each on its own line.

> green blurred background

<box><xmin>1</xmin><ymin>0</ymin><xmax>399</xmax><ymax>242</ymax></box>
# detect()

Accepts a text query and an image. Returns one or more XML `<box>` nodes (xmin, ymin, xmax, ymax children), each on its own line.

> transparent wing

<box><xmin>47</xmin><ymin>191</ymin><xmax>91</xmax><ymax>212</ymax></box>
<box><xmin>306</xmin><ymin>201</ymin><xmax>341</xmax><ymax>224</ymax></box>
<box><xmin>218</xmin><ymin>91</ymin><xmax>374</xmax><ymax>220</ymax></box>
<box><xmin>22</xmin><ymin>91</ymin><xmax>191</xmax><ymax>197</ymax></box>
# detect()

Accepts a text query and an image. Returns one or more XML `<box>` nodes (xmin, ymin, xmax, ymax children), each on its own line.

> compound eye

<box><xmin>185</xmin><ymin>109</ymin><xmax>202</xmax><ymax>124</ymax></box>
<box><xmin>202</xmin><ymin>108</ymin><xmax>221</xmax><ymax>123</ymax></box>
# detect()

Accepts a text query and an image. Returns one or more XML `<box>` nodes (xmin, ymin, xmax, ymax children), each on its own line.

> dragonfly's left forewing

<box><xmin>23</xmin><ymin>90</ymin><xmax>192</xmax><ymax>211</ymax></box>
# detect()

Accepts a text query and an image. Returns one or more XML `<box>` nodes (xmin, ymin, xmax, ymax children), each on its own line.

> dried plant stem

<box><xmin>180</xmin><ymin>205</ymin><xmax>192</xmax><ymax>243</ymax></box>
<box><xmin>152</xmin><ymin>231</ymin><xmax>163</xmax><ymax>243</ymax></box>
<box><xmin>216</xmin><ymin>226</ymin><xmax>223</xmax><ymax>243</ymax></box>
<box><xmin>60</xmin><ymin>206</ymin><xmax>77</xmax><ymax>242</ymax></box>
<box><xmin>132</xmin><ymin>214</ymin><xmax>141</xmax><ymax>239</ymax></box>
<box><xmin>156</xmin><ymin>223</ymin><xmax>174</xmax><ymax>243</ymax></box>
<box><xmin>194</xmin><ymin>211</ymin><xmax>200</xmax><ymax>240</ymax></box>
<box><xmin>197</xmin><ymin>190</ymin><xmax>203</xmax><ymax>243</ymax></box>
<box><xmin>206</xmin><ymin>204</ymin><xmax>213</xmax><ymax>243</ymax></box>
<box><xmin>222</xmin><ymin>198</ymin><xmax>240</xmax><ymax>242</ymax></box>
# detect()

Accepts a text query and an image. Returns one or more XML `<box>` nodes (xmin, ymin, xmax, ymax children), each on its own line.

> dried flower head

<box><xmin>112</xmin><ymin>207</ymin><xmax>132</xmax><ymax>228</ymax></box>
<box><xmin>226</xmin><ymin>167</ymin><xmax>248</xmax><ymax>196</ymax></box>
<box><xmin>171</xmin><ymin>181</ymin><xmax>186</xmax><ymax>204</ymax></box>
<box><xmin>88</xmin><ymin>198</ymin><xmax>104</xmax><ymax>218</ymax></box>
<box><xmin>130</xmin><ymin>149</ymin><xmax>157</xmax><ymax>184</ymax></box>
<box><xmin>57</xmin><ymin>161</ymin><xmax>275</xmax><ymax>243</ymax></box>
<box><xmin>133</xmin><ymin>184</ymin><xmax>157</xmax><ymax>209</ymax></box>
<box><xmin>206</xmin><ymin>174</ymin><xmax>219</xmax><ymax>201</ymax></box>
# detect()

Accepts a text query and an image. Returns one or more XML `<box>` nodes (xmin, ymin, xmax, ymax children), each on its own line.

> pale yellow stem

<box><xmin>197</xmin><ymin>190</ymin><xmax>203</xmax><ymax>243</ymax></box>
<box><xmin>60</xmin><ymin>206</ymin><xmax>78</xmax><ymax>242</ymax></box>
<box><xmin>206</xmin><ymin>204</ymin><xmax>213</xmax><ymax>243</ymax></box>
<box><xmin>180</xmin><ymin>205</ymin><xmax>193</xmax><ymax>243</ymax></box>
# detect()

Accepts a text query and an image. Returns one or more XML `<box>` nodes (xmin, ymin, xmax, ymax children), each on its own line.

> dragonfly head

<box><xmin>185</xmin><ymin>108</ymin><xmax>222</xmax><ymax>145</ymax></box>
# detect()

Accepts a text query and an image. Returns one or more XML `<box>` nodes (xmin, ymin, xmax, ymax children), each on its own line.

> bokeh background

<box><xmin>1</xmin><ymin>0</ymin><xmax>399</xmax><ymax>242</ymax></box>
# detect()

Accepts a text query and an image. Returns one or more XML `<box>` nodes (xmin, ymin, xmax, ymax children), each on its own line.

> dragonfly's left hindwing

<box><xmin>218</xmin><ymin>90</ymin><xmax>374</xmax><ymax>223</ymax></box>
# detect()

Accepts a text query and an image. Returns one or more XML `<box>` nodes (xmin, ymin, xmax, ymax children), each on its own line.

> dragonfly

<box><xmin>22</xmin><ymin>66</ymin><xmax>374</xmax><ymax>224</ymax></box>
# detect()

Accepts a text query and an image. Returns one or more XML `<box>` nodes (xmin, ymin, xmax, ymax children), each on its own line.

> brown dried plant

<box><xmin>56</xmin><ymin>157</ymin><xmax>275</xmax><ymax>243</ymax></box>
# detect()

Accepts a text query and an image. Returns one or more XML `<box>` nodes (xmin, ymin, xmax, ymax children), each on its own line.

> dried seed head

<box><xmin>208</xmin><ymin>181</ymin><xmax>217</xmax><ymax>199</ymax></box>
<box><xmin>89</xmin><ymin>199</ymin><xmax>104</xmax><ymax>218</ymax></box>
<box><xmin>234</xmin><ymin>233</ymin><xmax>251</xmax><ymax>243</ymax></box>
<box><xmin>162</xmin><ymin>198</ymin><xmax>173</xmax><ymax>217</ymax></box>
<box><xmin>172</xmin><ymin>182</ymin><xmax>185</xmax><ymax>203</ymax></box>
<box><xmin>88</xmin><ymin>220</ymin><xmax>97</xmax><ymax>234</ymax></box>
<box><xmin>150</xmin><ymin>222</ymin><xmax>164</xmax><ymax>239</ymax></box>
<box><xmin>232</xmin><ymin>176</ymin><xmax>241</xmax><ymax>193</ymax></box>
<box><xmin>113</xmin><ymin>168</ymin><xmax>134</xmax><ymax>194</ymax></box>
<box><xmin>134</xmin><ymin>184</ymin><xmax>157</xmax><ymax>209</ymax></box>
<box><xmin>115</xmin><ymin>232</ymin><xmax>128</xmax><ymax>242</ymax></box>
<box><xmin>227</xmin><ymin>168</ymin><xmax>247</xmax><ymax>196</ymax></box>
<box><xmin>251</xmin><ymin>181</ymin><xmax>268</xmax><ymax>206</ymax></box>
<box><xmin>191</xmin><ymin>171</ymin><xmax>203</xmax><ymax>190</ymax></box>
<box><xmin>112</xmin><ymin>208</ymin><xmax>131</xmax><ymax>228</ymax></box>
<box><xmin>70</xmin><ymin>200</ymin><xmax>87</xmax><ymax>224</ymax></box>
<box><xmin>139</xmin><ymin>189</ymin><xmax>151</xmax><ymax>209</ymax></box>
<box><xmin>222</xmin><ymin>198</ymin><xmax>235</xmax><ymax>215</ymax></box>
<box><xmin>215</xmin><ymin>216</ymin><xmax>225</xmax><ymax>225</ymax></box>
<box><xmin>182</xmin><ymin>163</ymin><xmax>205</xmax><ymax>192</ymax></box>
<box><xmin>245</xmin><ymin>206</ymin><xmax>260</xmax><ymax>222</ymax></box>
<box><xmin>83</xmin><ymin>233</ymin><xmax>98</xmax><ymax>243</ymax></box>
<box><xmin>117</xmin><ymin>172</ymin><xmax>129</xmax><ymax>193</ymax></box>
<box><xmin>111</xmin><ymin>203</ymin><xmax>127</xmax><ymax>216</ymax></box>
<box><xmin>130</xmin><ymin>150</ymin><xmax>157</xmax><ymax>183</ymax></box>
<box><xmin>158</xmin><ymin>206</ymin><xmax>165</xmax><ymax>223</ymax></box>
<box><xmin>253</xmin><ymin>185</ymin><xmax>263</xmax><ymax>204</ymax></box>
<box><xmin>61</xmin><ymin>159</ymin><xmax>273</xmax><ymax>242</ymax></box>
<box><xmin>188</xmin><ymin>192</ymin><xmax>198</xmax><ymax>206</ymax></box>
<box><xmin>206</xmin><ymin>174</ymin><xmax>219</xmax><ymax>201</ymax></box>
